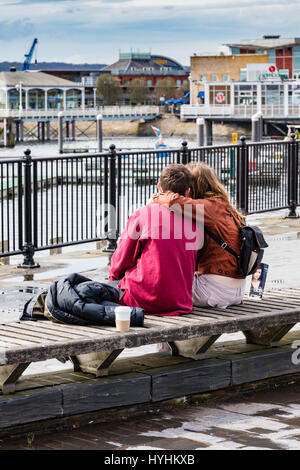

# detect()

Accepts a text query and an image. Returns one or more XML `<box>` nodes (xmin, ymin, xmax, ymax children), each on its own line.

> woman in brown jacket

<box><xmin>153</xmin><ymin>162</ymin><xmax>247</xmax><ymax>309</ymax></box>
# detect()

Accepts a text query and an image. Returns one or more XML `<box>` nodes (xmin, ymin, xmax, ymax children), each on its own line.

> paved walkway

<box><xmin>1</xmin><ymin>384</ymin><xmax>300</xmax><ymax>450</ymax></box>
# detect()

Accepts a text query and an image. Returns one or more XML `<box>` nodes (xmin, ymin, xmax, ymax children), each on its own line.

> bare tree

<box><xmin>175</xmin><ymin>80</ymin><xmax>190</xmax><ymax>99</ymax></box>
<box><xmin>127</xmin><ymin>78</ymin><xmax>148</xmax><ymax>104</ymax></box>
<box><xmin>96</xmin><ymin>75</ymin><xmax>122</xmax><ymax>105</ymax></box>
<box><xmin>154</xmin><ymin>78</ymin><xmax>176</xmax><ymax>103</ymax></box>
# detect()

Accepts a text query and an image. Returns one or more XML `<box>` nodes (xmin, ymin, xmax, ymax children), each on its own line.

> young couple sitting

<box><xmin>109</xmin><ymin>162</ymin><xmax>246</xmax><ymax>322</ymax></box>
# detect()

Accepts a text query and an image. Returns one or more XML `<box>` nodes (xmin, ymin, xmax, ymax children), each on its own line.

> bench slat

<box><xmin>1</xmin><ymin>324</ymin><xmax>90</xmax><ymax>342</ymax></box>
<box><xmin>190</xmin><ymin>309</ymin><xmax>245</xmax><ymax>318</ymax></box>
<box><xmin>0</xmin><ymin>326</ymin><xmax>60</xmax><ymax>344</ymax></box>
<box><xmin>7</xmin><ymin>323</ymin><xmax>92</xmax><ymax>340</ymax></box>
<box><xmin>0</xmin><ymin>335</ymin><xmax>40</xmax><ymax>347</ymax></box>
<box><xmin>146</xmin><ymin>314</ymin><xmax>218</xmax><ymax>325</ymax></box>
<box><xmin>245</xmin><ymin>298</ymin><xmax>300</xmax><ymax>309</ymax></box>
<box><xmin>9</xmin><ymin>322</ymin><xmax>119</xmax><ymax>338</ymax></box>
<box><xmin>9</xmin><ymin>322</ymin><xmax>120</xmax><ymax>337</ymax></box>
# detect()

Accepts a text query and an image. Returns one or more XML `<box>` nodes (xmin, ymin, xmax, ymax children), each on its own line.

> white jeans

<box><xmin>192</xmin><ymin>274</ymin><xmax>246</xmax><ymax>309</ymax></box>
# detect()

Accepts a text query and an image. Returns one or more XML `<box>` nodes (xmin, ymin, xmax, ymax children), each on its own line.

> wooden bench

<box><xmin>1</xmin><ymin>287</ymin><xmax>300</xmax><ymax>394</ymax></box>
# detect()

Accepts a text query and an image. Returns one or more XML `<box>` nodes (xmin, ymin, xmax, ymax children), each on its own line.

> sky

<box><xmin>1</xmin><ymin>0</ymin><xmax>300</xmax><ymax>66</ymax></box>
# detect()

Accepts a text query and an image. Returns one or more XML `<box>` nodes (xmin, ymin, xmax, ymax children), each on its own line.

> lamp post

<box><xmin>93</xmin><ymin>87</ymin><xmax>97</xmax><ymax>108</ymax></box>
<box><xmin>15</xmin><ymin>81</ymin><xmax>23</xmax><ymax>113</ymax></box>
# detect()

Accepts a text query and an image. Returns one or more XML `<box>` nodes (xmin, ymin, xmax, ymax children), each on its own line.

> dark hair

<box><xmin>159</xmin><ymin>164</ymin><xmax>192</xmax><ymax>196</ymax></box>
<box><xmin>253</xmin><ymin>265</ymin><xmax>262</xmax><ymax>280</ymax></box>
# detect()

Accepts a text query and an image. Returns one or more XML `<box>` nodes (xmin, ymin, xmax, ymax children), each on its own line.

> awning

<box><xmin>197</xmin><ymin>91</ymin><xmax>205</xmax><ymax>98</ymax></box>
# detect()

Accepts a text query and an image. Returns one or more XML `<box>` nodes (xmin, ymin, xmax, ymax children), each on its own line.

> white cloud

<box><xmin>1</xmin><ymin>0</ymin><xmax>300</xmax><ymax>64</ymax></box>
<box><xmin>1</xmin><ymin>0</ymin><xmax>300</xmax><ymax>28</ymax></box>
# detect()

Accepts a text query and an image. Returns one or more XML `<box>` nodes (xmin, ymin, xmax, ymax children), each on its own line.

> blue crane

<box><xmin>22</xmin><ymin>38</ymin><xmax>38</xmax><ymax>71</ymax></box>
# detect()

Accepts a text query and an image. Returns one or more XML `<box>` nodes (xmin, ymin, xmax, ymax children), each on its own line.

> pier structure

<box><xmin>0</xmin><ymin>71</ymin><xmax>160</xmax><ymax>147</ymax></box>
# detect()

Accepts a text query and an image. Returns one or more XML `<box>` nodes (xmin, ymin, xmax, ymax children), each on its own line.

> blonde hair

<box><xmin>186</xmin><ymin>162</ymin><xmax>245</xmax><ymax>225</ymax></box>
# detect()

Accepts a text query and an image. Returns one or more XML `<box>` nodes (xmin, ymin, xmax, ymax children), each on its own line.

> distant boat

<box><xmin>151</xmin><ymin>126</ymin><xmax>169</xmax><ymax>150</ymax></box>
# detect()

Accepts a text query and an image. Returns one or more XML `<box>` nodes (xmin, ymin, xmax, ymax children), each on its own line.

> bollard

<box><xmin>204</xmin><ymin>119</ymin><xmax>213</xmax><ymax>146</ymax></box>
<box><xmin>196</xmin><ymin>117</ymin><xmax>204</xmax><ymax>147</ymax></box>
<box><xmin>97</xmin><ymin>114</ymin><xmax>103</xmax><ymax>153</ymax></box>
<box><xmin>251</xmin><ymin>112</ymin><xmax>262</xmax><ymax>142</ymax></box>
<box><xmin>58</xmin><ymin>112</ymin><xmax>64</xmax><ymax>154</ymax></box>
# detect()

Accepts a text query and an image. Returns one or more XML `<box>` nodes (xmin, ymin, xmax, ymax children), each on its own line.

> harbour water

<box><xmin>0</xmin><ymin>135</ymin><xmax>231</xmax><ymax>158</ymax></box>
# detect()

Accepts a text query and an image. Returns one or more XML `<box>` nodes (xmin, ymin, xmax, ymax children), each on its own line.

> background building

<box><xmin>102</xmin><ymin>52</ymin><xmax>189</xmax><ymax>104</ymax></box>
<box><xmin>219</xmin><ymin>35</ymin><xmax>300</xmax><ymax>79</ymax></box>
<box><xmin>190</xmin><ymin>54</ymin><xmax>268</xmax><ymax>104</ymax></box>
<box><xmin>0</xmin><ymin>71</ymin><xmax>85</xmax><ymax>110</ymax></box>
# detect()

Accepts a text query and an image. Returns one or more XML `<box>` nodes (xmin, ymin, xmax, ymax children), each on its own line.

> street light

<box><xmin>15</xmin><ymin>81</ymin><xmax>23</xmax><ymax>113</ymax></box>
<box><xmin>93</xmin><ymin>87</ymin><xmax>97</xmax><ymax>108</ymax></box>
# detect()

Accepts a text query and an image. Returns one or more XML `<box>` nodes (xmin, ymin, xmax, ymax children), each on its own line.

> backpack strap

<box><xmin>204</xmin><ymin>227</ymin><xmax>240</xmax><ymax>261</ymax></box>
<box><xmin>226</xmin><ymin>208</ymin><xmax>243</xmax><ymax>228</ymax></box>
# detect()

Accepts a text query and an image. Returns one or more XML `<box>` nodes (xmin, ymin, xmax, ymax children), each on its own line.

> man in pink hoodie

<box><xmin>109</xmin><ymin>164</ymin><xmax>203</xmax><ymax>316</ymax></box>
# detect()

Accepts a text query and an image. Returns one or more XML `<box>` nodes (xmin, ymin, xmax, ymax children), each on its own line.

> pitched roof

<box><xmin>0</xmin><ymin>71</ymin><xmax>83</xmax><ymax>87</ymax></box>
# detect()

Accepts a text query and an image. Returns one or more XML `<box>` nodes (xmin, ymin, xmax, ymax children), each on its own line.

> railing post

<box><xmin>104</xmin><ymin>144</ymin><xmax>118</xmax><ymax>252</ymax></box>
<box><xmin>236</xmin><ymin>136</ymin><xmax>249</xmax><ymax>214</ymax></box>
<box><xmin>180</xmin><ymin>141</ymin><xmax>190</xmax><ymax>165</ymax></box>
<box><xmin>287</xmin><ymin>133</ymin><xmax>299</xmax><ymax>218</ymax></box>
<box><xmin>18</xmin><ymin>149</ymin><xmax>40</xmax><ymax>268</ymax></box>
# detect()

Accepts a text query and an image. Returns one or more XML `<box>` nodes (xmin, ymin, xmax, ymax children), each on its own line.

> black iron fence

<box><xmin>0</xmin><ymin>136</ymin><xmax>299</xmax><ymax>267</ymax></box>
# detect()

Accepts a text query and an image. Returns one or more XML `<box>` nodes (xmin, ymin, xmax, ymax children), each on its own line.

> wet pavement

<box><xmin>0</xmin><ymin>207</ymin><xmax>300</xmax><ymax>449</ymax></box>
<box><xmin>1</xmin><ymin>384</ymin><xmax>300</xmax><ymax>450</ymax></box>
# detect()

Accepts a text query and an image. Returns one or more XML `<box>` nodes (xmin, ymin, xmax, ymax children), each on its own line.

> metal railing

<box><xmin>0</xmin><ymin>105</ymin><xmax>160</xmax><ymax>120</ymax></box>
<box><xmin>0</xmin><ymin>136</ymin><xmax>299</xmax><ymax>266</ymax></box>
<box><xmin>181</xmin><ymin>103</ymin><xmax>300</xmax><ymax>118</ymax></box>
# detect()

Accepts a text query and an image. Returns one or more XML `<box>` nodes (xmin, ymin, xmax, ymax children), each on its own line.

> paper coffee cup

<box><xmin>115</xmin><ymin>306</ymin><xmax>131</xmax><ymax>332</ymax></box>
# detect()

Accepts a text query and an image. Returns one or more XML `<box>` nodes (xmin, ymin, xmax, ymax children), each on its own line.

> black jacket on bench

<box><xmin>21</xmin><ymin>273</ymin><xmax>144</xmax><ymax>327</ymax></box>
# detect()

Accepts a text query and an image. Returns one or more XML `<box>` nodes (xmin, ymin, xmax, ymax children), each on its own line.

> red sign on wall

<box><xmin>216</xmin><ymin>92</ymin><xmax>225</xmax><ymax>103</ymax></box>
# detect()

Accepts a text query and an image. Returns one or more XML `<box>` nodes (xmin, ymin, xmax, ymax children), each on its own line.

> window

<box><xmin>279</xmin><ymin>69</ymin><xmax>289</xmax><ymax>79</ymax></box>
<box><xmin>200</xmin><ymin>75</ymin><xmax>206</xmax><ymax>82</ymax></box>
<box><xmin>176</xmin><ymin>80</ymin><xmax>181</xmax><ymax>87</ymax></box>
<box><xmin>240</xmin><ymin>69</ymin><xmax>247</xmax><ymax>81</ymax></box>
<box><xmin>211</xmin><ymin>75</ymin><xmax>218</xmax><ymax>82</ymax></box>
<box><xmin>222</xmin><ymin>74</ymin><xmax>229</xmax><ymax>81</ymax></box>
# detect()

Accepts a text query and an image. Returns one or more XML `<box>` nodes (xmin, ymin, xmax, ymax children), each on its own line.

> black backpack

<box><xmin>204</xmin><ymin>211</ymin><xmax>268</xmax><ymax>277</ymax></box>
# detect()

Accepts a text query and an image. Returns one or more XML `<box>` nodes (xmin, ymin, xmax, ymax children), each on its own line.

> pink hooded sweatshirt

<box><xmin>109</xmin><ymin>203</ymin><xmax>202</xmax><ymax>315</ymax></box>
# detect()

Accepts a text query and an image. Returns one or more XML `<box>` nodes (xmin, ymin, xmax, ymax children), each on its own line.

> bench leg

<box><xmin>169</xmin><ymin>335</ymin><xmax>221</xmax><ymax>360</ymax></box>
<box><xmin>70</xmin><ymin>350</ymin><xmax>124</xmax><ymax>377</ymax></box>
<box><xmin>0</xmin><ymin>363</ymin><xmax>31</xmax><ymax>394</ymax></box>
<box><xmin>243</xmin><ymin>324</ymin><xmax>296</xmax><ymax>346</ymax></box>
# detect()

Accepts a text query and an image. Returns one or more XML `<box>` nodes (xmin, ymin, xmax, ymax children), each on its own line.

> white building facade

<box><xmin>0</xmin><ymin>71</ymin><xmax>85</xmax><ymax>111</ymax></box>
<box><xmin>181</xmin><ymin>80</ymin><xmax>300</xmax><ymax>119</ymax></box>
